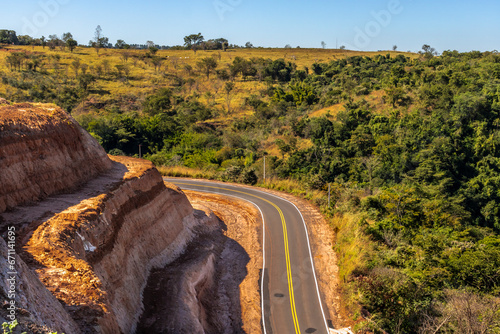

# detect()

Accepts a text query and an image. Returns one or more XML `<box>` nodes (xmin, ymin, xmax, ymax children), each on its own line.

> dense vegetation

<box><xmin>2</xmin><ymin>40</ymin><xmax>500</xmax><ymax>332</ymax></box>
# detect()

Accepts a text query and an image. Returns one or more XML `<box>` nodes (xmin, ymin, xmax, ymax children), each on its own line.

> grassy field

<box><xmin>0</xmin><ymin>45</ymin><xmax>415</xmax><ymax>118</ymax></box>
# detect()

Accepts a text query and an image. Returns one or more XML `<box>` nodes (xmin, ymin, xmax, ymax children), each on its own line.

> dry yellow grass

<box><xmin>308</xmin><ymin>89</ymin><xmax>389</xmax><ymax>120</ymax></box>
<box><xmin>157</xmin><ymin>165</ymin><xmax>216</xmax><ymax>179</ymax></box>
<box><xmin>309</xmin><ymin>104</ymin><xmax>345</xmax><ymax>118</ymax></box>
<box><xmin>258</xmin><ymin>177</ymin><xmax>327</xmax><ymax>205</ymax></box>
<box><xmin>331</xmin><ymin>213</ymin><xmax>373</xmax><ymax>282</ymax></box>
<box><xmin>0</xmin><ymin>45</ymin><xmax>414</xmax><ymax>120</ymax></box>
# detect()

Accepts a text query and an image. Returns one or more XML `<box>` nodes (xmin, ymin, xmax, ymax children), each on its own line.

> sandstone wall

<box><xmin>0</xmin><ymin>237</ymin><xmax>81</xmax><ymax>333</ymax></box>
<box><xmin>0</xmin><ymin>103</ymin><xmax>213</xmax><ymax>333</ymax></box>
<box><xmin>0</xmin><ymin>103</ymin><xmax>112</xmax><ymax>213</ymax></box>
<box><xmin>25</xmin><ymin>157</ymin><xmax>212</xmax><ymax>333</ymax></box>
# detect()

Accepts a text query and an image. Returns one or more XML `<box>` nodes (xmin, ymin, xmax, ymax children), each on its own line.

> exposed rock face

<box><xmin>0</xmin><ymin>237</ymin><xmax>81</xmax><ymax>334</ymax></box>
<box><xmin>0</xmin><ymin>103</ymin><xmax>112</xmax><ymax>213</ymax></box>
<box><xmin>25</xmin><ymin>157</ymin><xmax>212</xmax><ymax>333</ymax></box>
<box><xmin>0</xmin><ymin>103</ymin><xmax>220</xmax><ymax>333</ymax></box>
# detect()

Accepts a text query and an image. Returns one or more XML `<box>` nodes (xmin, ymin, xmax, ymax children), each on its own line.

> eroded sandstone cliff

<box><xmin>25</xmin><ymin>156</ymin><xmax>214</xmax><ymax>333</ymax></box>
<box><xmin>0</xmin><ymin>103</ymin><xmax>112</xmax><ymax>213</ymax></box>
<box><xmin>0</xmin><ymin>102</ymin><xmax>221</xmax><ymax>333</ymax></box>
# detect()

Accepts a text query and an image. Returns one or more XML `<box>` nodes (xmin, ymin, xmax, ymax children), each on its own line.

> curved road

<box><xmin>166</xmin><ymin>178</ymin><xmax>330</xmax><ymax>334</ymax></box>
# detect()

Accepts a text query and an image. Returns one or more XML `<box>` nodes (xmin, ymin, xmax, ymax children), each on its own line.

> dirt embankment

<box><xmin>0</xmin><ymin>103</ymin><xmax>112</xmax><ymax>213</ymax></box>
<box><xmin>21</xmin><ymin>157</ymin><xmax>216</xmax><ymax>333</ymax></box>
<box><xmin>0</xmin><ymin>103</ymin><xmax>224</xmax><ymax>333</ymax></box>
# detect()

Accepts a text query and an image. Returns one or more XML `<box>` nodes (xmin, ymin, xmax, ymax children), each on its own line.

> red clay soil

<box><xmin>0</xmin><ymin>102</ymin><xmax>112</xmax><ymax>213</ymax></box>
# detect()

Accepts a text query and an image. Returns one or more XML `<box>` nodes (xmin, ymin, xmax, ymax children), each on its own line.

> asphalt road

<box><xmin>166</xmin><ymin>178</ymin><xmax>330</xmax><ymax>334</ymax></box>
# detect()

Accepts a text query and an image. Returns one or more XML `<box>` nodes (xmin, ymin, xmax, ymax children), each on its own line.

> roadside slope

<box><xmin>0</xmin><ymin>103</ymin><xmax>219</xmax><ymax>333</ymax></box>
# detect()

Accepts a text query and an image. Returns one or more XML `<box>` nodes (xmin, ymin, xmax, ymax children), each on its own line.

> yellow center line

<box><xmin>174</xmin><ymin>182</ymin><xmax>301</xmax><ymax>334</ymax></box>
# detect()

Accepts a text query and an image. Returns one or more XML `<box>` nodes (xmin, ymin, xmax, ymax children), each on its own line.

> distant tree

<box><xmin>393</xmin><ymin>45</ymin><xmax>398</xmax><ymax>51</ymax></box>
<box><xmin>184</xmin><ymin>33</ymin><xmax>204</xmax><ymax>51</ymax></box>
<box><xmin>47</xmin><ymin>34</ymin><xmax>62</xmax><ymax>50</ymax></box>
<box><xmin>77</xmin><ymin>73</ymin><xmax>95</xmax><ymax>93</ymax></box>
<box><xmin>115</xmin><ymin>64</ymin><xmax>130</xmax><ymax>78</ymax></box>
<box><xmin>151</xmin><ymin>56</ymin><xmax>163</xmax><ymax>72</ymax></box>
<box><xmin>275</xmin><ymin>138</ymin><xmax>295</xmax><ymax>158</ymax></box>
<box><xmin>422</xmin><ymin>44</ymin><xmax>438</xmax><ymax>59</ymax></box>
<box><xmin>120</xmin><ymin>51</ymin><xmax>131</xmax><ymax>63</ymax></box>
<box><xmin>196</xmin><ymin>56</ymin><xmax>218</xmax><ymax>79</ymax></box>
<box><xmin>40</xmin><ymin>36</ymin><xmax>46</xmax><ymax>49</ymax></box>
<box><xmin>213</xmin><ymin>38</ymin><xmax>228</xmax><ymax>51</ymax></box>
<box><xmin>0</xmin><ymin>30</ymin><xmax>18</xmax><ymax>44</ymax></box>
<box><xmin>95</xmin><ymin>25</ymin><xmax>103</xmax><ymax>44</ymax></box>
<box><xmin>385</xmin><ymin>87</ymin><xmax>409</xmax><ymax>107</ymax></box>
<box><xmin>5</xmin><ymin>52</ymin><xmax>26</xmax><ymax>70</ymax></box>
<box><xmin>321</xmin><ymin>41</ymin><xmax>326</xmax><ymax>49</ymax></box>
<box><xmin>18</xmin><ymin>35</ymin><xmax>34</xmax><ymax>46</ymax></box>
<box><xmin>71</xmin><ymin>58</ymin><xmax>81</xmax><ymax>76</ymax></box>
<box><xmin>66</xmin><ymin>38</ymin><xmax>78</xmax><ymax>52</ymax></box>
<box><xmin>143</xmin><ymin>88</ymin><xmax>172</xmax><ymax>115</ymax></box>
<box><xmin>90</xmin><ymin>25</ymin><xmax>108</xmax><ymax>54</ymax></box>
<box><xmin>340</xmin><ymin>45</ymin><xmax>346</xmax><ymax>50</ymax></box>
<box><xmin>285</xmin><ymin>44</ymin><xmax>292</xmax><ymax>49</ymax></box>
<box><xmin>80</xmin><ymin>63</ymin><xmax>89</xmax><ymax>74</ymax></box>
<box><xmin>146</xmin><ymin>40</ymin><xmax>155</xmax><ymax>48</ymax></box>
<box><xmin>115</xmin><ymin>39</ymin><xmax>129</xmax><ymax>49</ymax></box>
<box><xmin>224</xmin><ymin>81</ymin><xmax>235</xmax><ymax>113</ymax></box>
<box><xmin>245</xmin><ymin>41</ymin><xmax>254</xmax><ymax>48</ymax></box>
<box><xmin>62</xmin><ymin>32</ymin><xmax>73</xmax><ymax>43</ymax></box>
<box><xmin>149</xmin><ymin>46</ymin><xmax>159</xmax><ymax>55</ymax></box>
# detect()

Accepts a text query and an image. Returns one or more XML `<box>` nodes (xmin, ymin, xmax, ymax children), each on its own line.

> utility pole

<box><xmin>139</xmin><ymin>144</ymin><xmax>142</xmax><ymax>159</ymax></box>
<box><xmin>263</xmin><ymin>156</ymin><xmax>266</xmax><ymax>181</ymax></box>
<box><xmin>328</xmin><ymin>183</ymin><xmax>331</xmax><ymax>208</ymax></box>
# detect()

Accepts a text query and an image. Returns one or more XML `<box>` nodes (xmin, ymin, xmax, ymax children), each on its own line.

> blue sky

<box><xmin>2</xmin><ymin>0</ymin><xmax>499</xmax><ymax>52</ymax></box>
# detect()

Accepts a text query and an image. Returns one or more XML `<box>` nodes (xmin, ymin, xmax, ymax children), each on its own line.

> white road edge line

<box><xmin>246</xmin><ymin>187</ymin><xmax>330</xmax><ymax>332</ymax></box>
<box><xmin>171</xmin><ymin>179</ymin><xmax>330</xmax><ymax>333</ymax></box>
<box><xmin>177</xmin><ymin>186</ymin><xmax>268</xmax><ymax>334</ymax></box>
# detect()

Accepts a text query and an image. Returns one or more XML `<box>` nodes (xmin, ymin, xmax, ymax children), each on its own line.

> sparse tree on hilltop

<box><xmin>66</xmin><ymin>38</ymin><xmax>78</xmax><ymax>52</ymax></box>
<box><xmin>90</xmin><ymin>25</ymin><xmax>109</xmax><ymax>54</ymax></box>
<box><xmin>421</xmin><ymin>44</ymin><xmax>438</xmax><ymax>58</ymax></box>
<box><xmin>184</xmin><ymin>33</ymin><xmax>204</xmax><ymax>52</ymax></box>
<box><xmin>47</xmin><ymin>34</ymin><xmax>62</xmax><ymax>50</ymax></box>
<box><xmin>321</xmin><ymin>41</ymin><xmax>326</xmax><ymax>49</ymax></box>
<box><xmin>115</xmin><ymin>39</ymin><xmax>128</xmax><ymax>49</ymax></box>
<box><xmin>62</xmin><ymin>32</ymin><xmax>73</xmax><ymax>43</ymax></box>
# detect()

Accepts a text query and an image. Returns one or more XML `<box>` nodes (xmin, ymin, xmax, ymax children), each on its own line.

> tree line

<box><xmin>0</xmin><ymin>28</ymin><xmax>260</xmax><ymax>51</ymax></box>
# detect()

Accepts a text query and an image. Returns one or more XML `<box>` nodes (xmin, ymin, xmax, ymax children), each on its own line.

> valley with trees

<box><xmin>1</xmin><ymin>27</ymin><xmax>500</xmax><ymax>333</ymax></box>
